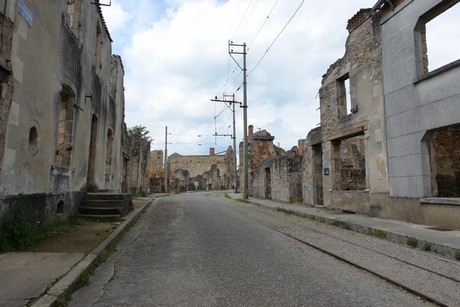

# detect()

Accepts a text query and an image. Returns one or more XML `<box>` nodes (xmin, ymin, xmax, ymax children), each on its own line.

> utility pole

<box><xmin>229</xmin><ymin>41</ymin><xmax>248</xmax><ymax>199</ymax></box>
<box><xmin>211</xmin><ymin>94</ymin><xmax>239</xmax><ymax>193</ymax></box>
<box><xmin>164</xmin><ymin>126</ymin><xmax>168</xmax><ymax>193</ymax></box>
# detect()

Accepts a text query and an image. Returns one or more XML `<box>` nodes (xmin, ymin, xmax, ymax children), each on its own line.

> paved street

<box><xmin>70</xmin><ymin>192</ymin><xmax>439</xmax><ymax>306</ymax></box>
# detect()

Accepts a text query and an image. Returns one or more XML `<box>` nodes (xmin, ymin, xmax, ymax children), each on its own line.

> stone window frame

<box><xmin>105</xmin><ymin>127</ymin><xmax>114</xmax><ymax>180</ymax></box>
<box><xmin>336</xmin><ymin>73</ymin><xmax>357</xmax><ymax>118</ymax></box>
<box><xmin>414</xmin><ymin>1</ymin><xmax>460</xmax><ymax>81</ymax></box>
<box><xmin>66</xmin><ymin>0</ymin><xmax>83</xmax><ymax>41</ymax></box>
<box><xmin>56</xmin><ymin>85</ymin><xmax>76</xmax><ymax>168</ymax></box>
<box><xmin>95</xmin><ymin>21</ymin><xmax>103</xmax><ymax>76</ymax></box>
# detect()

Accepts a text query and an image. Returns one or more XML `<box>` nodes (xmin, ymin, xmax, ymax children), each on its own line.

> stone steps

<box><xmin>79</xmin><ymin>193</ymin><xmax>133</xmax><ymax>218</ymax></box>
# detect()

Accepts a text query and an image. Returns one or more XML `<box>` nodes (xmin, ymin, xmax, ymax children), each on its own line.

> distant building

<box><xmin>242</xmin><ymin>125</ymin><xmax>302</xmax><ymax>203</ymax></box>
<box><xmin>168</xmin><ymin>147</ymin><xmax>235</xmax><ymax>192</ymax></box>
<box><xmin>150</xmin><ymin>150</ymin><xmax>164</xmax><ymax>193</ymax></box>
<box><xmin>0</xmin><ymin>2</ymin><xmax>128</xmax><ymax>228</ymax></box>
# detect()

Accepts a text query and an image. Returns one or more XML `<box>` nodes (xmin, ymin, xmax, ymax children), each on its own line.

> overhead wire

<box><xmin>214</xmin><ymin>0</ymin><xmax>304</xmax><ymax>146</ymax></box>
<box><xmin>248</xmin><ymin>0</ymin><xmax>279</xmax><ymax>49</ymax></box>
<box><xmin>248</xmin><ymin>0</ymin><xmax>305</xmax><ymax>76</ymax></box>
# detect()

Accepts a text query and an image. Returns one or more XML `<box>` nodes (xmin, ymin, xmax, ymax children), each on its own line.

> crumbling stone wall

<box><xmin>247</xmin><ymin>125</ymin><xmax>303</xmax><ymax>203</ymax></box>
<box><xmin>304</xmin><ymin>8</ymin><xmax>387</xmax><ymax>215</ymax></box>
<box><xmin>126</xmin><ymin>134</ymin><xmax>151</xmax><ymax>194</ymax></box>
<box><xmin>339</xmin><ymin>136</ymin><xmax>366</xmax><ymax>191</ymax></box>
<box><xmin>241</xmin><ymin>126</ymin><xmax>283</xmax><ymax>196</ymax></box>
<box><xmin>150</xmin><ymin>150</ymin><xmax>164</xmax><ymax>192</ymax></box>
<box><xmin>168</xmin><ymin>147</ymin><xmax>234</xmax><ymax>191</ymax></box>
<box><xmin>429</xmin><ymin>125</ymin><xmax>460</xmax><ymax>197</ymax></box>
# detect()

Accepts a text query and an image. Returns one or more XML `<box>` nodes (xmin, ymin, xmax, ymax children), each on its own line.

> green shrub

<box><xmin>0</xmin><ymin>199</ymin><xmax>41</xmax><ymax>251</ymax></box>
<box><xmin>373</xmin><ymin>229</ymin><xmax>387</xmax><ymax>239</ymax></box>
<box><xmin>406</xmin><ymin>236</ymin><xmax>418</xmax><ymax>248</ymax></box>
<box><xmin>423</xmin><ymin>241</ymin><xmax>432</xmax><ymax>251</ymax></box>
<box><xmin>455</xmin><ymin>251</ymin><xmax>460</xmax><ymax>261</ymax></box>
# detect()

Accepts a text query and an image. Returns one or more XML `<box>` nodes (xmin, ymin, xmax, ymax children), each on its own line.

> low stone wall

<box><xmin>0</xmin><ymin>191</ymin><xmax>83</xmax><ymax>233</ymax></box>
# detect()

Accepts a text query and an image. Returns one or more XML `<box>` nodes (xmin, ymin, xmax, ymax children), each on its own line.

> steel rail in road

<box><xmin>211</xmin><ymin>193</ymin><xmax>460</xmax><ymax>307</ymax></box>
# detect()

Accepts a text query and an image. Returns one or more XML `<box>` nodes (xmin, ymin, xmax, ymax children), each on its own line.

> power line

<box><xmin>248</xmin><ymin>0</ymin><xmax>305</xmax><ymax>76</ymax></box>
<box><xmin>248</xmin><ymin>0</ymin><xmax>279</xmax><ymax>49</ymax></box>
<box><xmin>233</xmin><ymin>0</ymin><xmax>261</xmax><ymax>42</ymax></box>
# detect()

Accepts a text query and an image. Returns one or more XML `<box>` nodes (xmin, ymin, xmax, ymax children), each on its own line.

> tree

<box><xmin>127</xmin><ymin>125</ymin><xmax>151</xmax><ymax>142</ymax></box>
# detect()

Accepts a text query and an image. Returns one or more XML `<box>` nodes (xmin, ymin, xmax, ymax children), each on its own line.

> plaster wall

<box><xmin>381</xmin><ymin>0</ymin><xmax>460</xmax><ymax>198</ymax></box>
<box><xmin>0</xmin><ymin>1</ymin><xmax>126</xmax><ymax>227</ymax></box>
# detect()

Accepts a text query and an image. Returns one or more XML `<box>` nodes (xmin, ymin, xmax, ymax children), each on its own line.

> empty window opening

<box><xmin>312</xmin><ymin>144</ymin><xmax>323</xmax><ymax>206</ymax></box>
<box><xmin>417</xmin><ymin>2</ymin><xmax>460</xmax><ymax>74</ymax></box>
<box><xmin>87</xmin><ymin>115</ymin><xmax>98</xmax><ymax>188</ymax></box>
<box><xmin>429</xmin><ymin>124</ymin><xmax>460</xmax><ymax>197</ymax></box>
<box><xmin>335</xmin><ymin>135</ymin><xmax>366</xmax><ymax>191</ymax></box>
<box><xmin>28</xmin><ymin>126</ymin><xmax>40</xmax><ymax>156</ymax></box>
<box><xmin>264</xmin><ymin>167</ymin><xmax>272</xmax><ymax>199</ymax></box>
<box><xmin>96</xmin><ymin>22</ymin><xmax>103</xmax><ymax>74</ymax></box>
<box><xmin>337</xmin><ymin>74</ymin><xmax>353</xmax><ymax>116</ymax></box>
<box><xmin>57</xmin><ymin>200</ymin><xmax>64</xmax><ymax>215</ymax></box>
<box><xmin>57</xmin><ymin>86</ymin><xmax>75</xmax><ymax>167</ymax></box>
<box><xmin>66</xmin><ymin>0</ymin><xmax>82</xmax><ymax>39</ymax></box>
<box><xmin>105</xmin><ymin>129</ymin><xmax>113</xmax><ymax>177</ymax></box>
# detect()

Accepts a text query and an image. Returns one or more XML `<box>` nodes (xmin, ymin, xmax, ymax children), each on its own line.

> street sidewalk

<box><xmin>227</xmin><ymin>193</ymin><xmax>460</xmax><ymax>261</ymax></box>
<box><xmin>0</xmin><ymin>194</ymin><xmax>161</xmax><ymax>307</ymax></box>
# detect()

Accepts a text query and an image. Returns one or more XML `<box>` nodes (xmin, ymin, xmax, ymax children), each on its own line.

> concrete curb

<box><xmin>30</xmin><ymin>196</ymin><xmax>156</xmax><ymax>307</ymax></box>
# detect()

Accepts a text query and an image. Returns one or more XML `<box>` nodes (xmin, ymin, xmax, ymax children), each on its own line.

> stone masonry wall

<box><xmin>306</xmin><ymin>9</ymin><xmax>387</xmax><ymax>214</ymax></box>
<box><xmin>168</xmin><ymin>147</ymin><xmax>234</xmax><ymax>191</ymax></box>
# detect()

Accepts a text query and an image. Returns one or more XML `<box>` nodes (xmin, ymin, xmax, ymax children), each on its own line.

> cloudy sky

<box><xmin>100</xmin><ymin>0</ymin><xmax>456</xmax><ymax>157</ymax></box>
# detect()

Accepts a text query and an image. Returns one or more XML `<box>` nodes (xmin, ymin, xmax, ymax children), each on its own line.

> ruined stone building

<box><xmin>149</xmin><ymin>149</ymin><xmax>164</xmax><ymax>192</ymax></box>
<box><xmin>241</xmin><ymin>125</ymin><xmax>303</xmax><ymax>203</ymax></box>
<box><xmin>303</xmin><ymin>8</ymin><xmax>388</xmax><ymax>215</ymax></box>
<box><xmin>126</xmin><ymin>134</ymin><xmax>151</xmax><ymax>194</ymax></box>
<box><xmin>168</xmin><ymin>147</ymin><xmax>235</xmax><ymax>192</ymax></box>
<box><xmin>300</xmin><ymin>0</ymin><xmax>460</xmax><ymax>229</ymax></box>
<box><xmin>0</xmin><ymin>1</ymin><xmax>129</xmax><ymax>228</ymax></box>
<box><xmin>377</xmin><ymin>0</ymin><xmax>460</xmax><ymax>229</ymax></box>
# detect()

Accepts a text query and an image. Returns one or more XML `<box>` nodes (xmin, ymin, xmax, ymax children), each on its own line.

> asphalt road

<box><xmin>70</xmin><ymin>192</ymin><xmax>435</xmax><ymax>306</ymax></box>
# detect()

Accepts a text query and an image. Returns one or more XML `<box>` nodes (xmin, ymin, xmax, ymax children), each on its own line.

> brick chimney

<box><xmin>210</xmin><ymin>147</ymin><xmax>215</xmax><ymax>156</ymax></box>
<box><xmin>298</xmin><ymin>139</ymin><xmax>305</xmax><ymax>156</ymax></box>
<box><xmin>249</xmin><ymin>125</ymin><xmax>254</xmax><ymax>139</ymax></box>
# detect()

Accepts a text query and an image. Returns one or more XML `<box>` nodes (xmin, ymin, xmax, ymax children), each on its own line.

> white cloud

<box><xmin>103</xmin><ymin>0</ymin><xmax>375</xmax><ymax>156</ymax></box>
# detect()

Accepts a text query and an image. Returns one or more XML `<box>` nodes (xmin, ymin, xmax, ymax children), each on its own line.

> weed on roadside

<box><xmin>455</xmin><ymin>251</ymin><xmax>460</xmax><ymax>261</ymax></box>
<box><xmin>276</xmin><ymin>207</ymin><xmax>296</xmax><ymax>215</ymax></box>
<box><xmin>372</xmin><ymin>229</ymin><xmax>387</xmax><ymax>239</ymax></box>
<box><xmin>406</xmin><ymin>236</ymin><xmax>418</xmax><ymax>248</ymax></box>
<box><xmin>0</xmin><ymin>199</ymin><xmax>79</xmax><ymax>252</ymax></box>
<box><xmin>236</xmin><ymin>198</ymin><xmax>250</xmax><ymax>204</ymax></box>
<box><xmin>423</xmin><ymin>241</ymin><xmax>432</xmax><ymax>251</ymax></box>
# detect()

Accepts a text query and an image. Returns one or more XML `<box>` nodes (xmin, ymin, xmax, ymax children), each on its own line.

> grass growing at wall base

<box><xmin>0</xmin><ymin>198</ymin><xmax>80</xmax><ymax>252</ymax></box>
